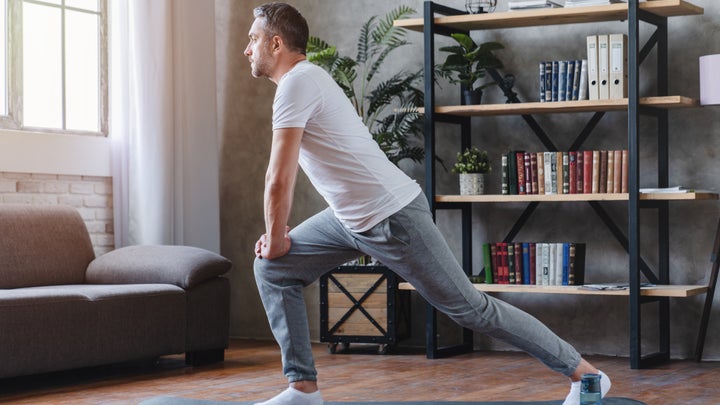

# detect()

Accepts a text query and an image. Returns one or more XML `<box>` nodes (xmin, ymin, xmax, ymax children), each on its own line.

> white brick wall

<box><xmin>0</xmin><ymin>171</ymin><xmax>115</xmax><ymax>256</ymax></box>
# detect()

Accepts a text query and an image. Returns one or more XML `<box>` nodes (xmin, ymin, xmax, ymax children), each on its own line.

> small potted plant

<box><xmin>439</xmin><ymin>33</ymin><xmax>504</xmax><ymax>105</ymax></box>
<box><xmin>452</xmin><ymin>147</ymin><xmax>491</xmax><ymax>195</ymax></box>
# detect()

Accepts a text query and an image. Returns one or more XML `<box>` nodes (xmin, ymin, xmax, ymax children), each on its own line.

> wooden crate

<box><xmin>319</xmin><ymin>265</ymin><xmax>410</xmax><ymax>353</ymax></box>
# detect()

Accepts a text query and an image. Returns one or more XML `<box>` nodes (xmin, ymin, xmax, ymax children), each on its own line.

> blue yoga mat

<box><xmin>139</xmin><ymin>396</ymin><xmax>646</xmax><ymax>405</ymax></box>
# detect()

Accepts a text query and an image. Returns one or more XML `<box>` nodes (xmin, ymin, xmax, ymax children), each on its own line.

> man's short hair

<box><xmin>253</xmin><ymin>2</ymin><xmax>309</xmax><ymax>55</ymax></box>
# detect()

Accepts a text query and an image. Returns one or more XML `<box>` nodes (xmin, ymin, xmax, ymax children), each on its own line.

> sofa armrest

<box><xmin>86</xmin><ymin>245</ymin><xmax>232</xmax><ymax>289</ymax></box>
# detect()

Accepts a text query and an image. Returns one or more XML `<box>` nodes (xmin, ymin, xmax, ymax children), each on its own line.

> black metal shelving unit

<box><xmin>409</xmin><ymin>0</ymin><xmax>712</xmax><ymax>368</ymax></box>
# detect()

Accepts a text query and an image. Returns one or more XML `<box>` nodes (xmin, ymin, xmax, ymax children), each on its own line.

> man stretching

<box><xmin>248</xmin><ymin>3</ymin><xmax>611</xmax><ymax>405</ymax></box>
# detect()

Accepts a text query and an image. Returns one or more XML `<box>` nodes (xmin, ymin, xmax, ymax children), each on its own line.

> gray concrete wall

<box><xmin>215</xmin><ymin>0</ymin><xmax>720</xmax><ymax>361</ymax></box>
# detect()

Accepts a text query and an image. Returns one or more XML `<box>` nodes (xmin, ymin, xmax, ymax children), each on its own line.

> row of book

<box><xmin>540</xmin><ymin>59</ymin><xmax>588</xmax><ymax>102</ymax></box>
<box><xmin>539</xmin><ymin>33</ymin><xmax>628</xmax><ymax>102</ymax></box>
<box><xmin>501</xmin><ymin>150</ymin><xmax>629</xmax><ymax>195</ymax></box>
<box><xmin>474</xmin><ymin>242</ymin><xmax>586</xmax><ymax>285</ymax></box>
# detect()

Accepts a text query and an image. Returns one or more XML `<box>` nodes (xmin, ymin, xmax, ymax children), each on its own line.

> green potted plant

<box><xmin>306</xmin><ymin>6</ymin><xmax>424</xmax><ymax>166</ymax></box>
<box><xmin>452</xmin><ymin>147</ymin><xmax>491</xmax><ymax>195</ymax></box>
<box><xmin>439</xmin><ymin>33</ymin><xmax>504</xmax><ymax>105</ymax></box>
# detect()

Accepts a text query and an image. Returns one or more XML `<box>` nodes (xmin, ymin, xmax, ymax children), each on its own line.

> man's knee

<box><xmin>254</xmin><ymin>257</ymin><xmax>273</xmax><ymax>282</ymax></box>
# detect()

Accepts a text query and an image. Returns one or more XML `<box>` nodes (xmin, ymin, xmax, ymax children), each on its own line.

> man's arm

<box><xmin>257</xmin><ymin>127</ymin><xmax>303</xmax><ymax>260</ymax></box>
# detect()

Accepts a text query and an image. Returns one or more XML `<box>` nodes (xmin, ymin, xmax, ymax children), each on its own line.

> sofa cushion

<box><xmin>86</xmin><ymin>245</ymin><xmax>232</xmax><ymax>289</ymax></box>
<box><xmin>0</xmin><ymin>284</ymin><xmax>186</xmax><ymax>378</ymax></box>
<box><xmin>0</xmin><ymin>205</ymin><xmax>95</xmax><ymax>288</ymax></box>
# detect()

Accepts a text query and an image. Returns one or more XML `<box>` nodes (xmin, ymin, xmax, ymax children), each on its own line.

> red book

<box><xmin>569</xmin><ymin>151</ymin><xmax>577</xmax><ymax>194</ymax></box>
<box><xmin>524</xmin><ymin>153</ymin><xmax>532</xmax><ymax>195</ymax></box>
<box><xmin>530</xmin><ymin>152</ymin><xmax>538</xmax><ymax>194</ymax></box>
<box><xmin>529</xmin><ymin>242</ymin><xmax>536</xmax><ymax>285</ymax></box>
<box><xmin>491</xmin><ymin>243</ymin><xmax>499</xmax><ymax>284</ymax></box>
<box><xmin>606</xmin><ymin>150</ymin><xmax>615</xmax><ymax>193</ymax></box>
<box><xmin>499</xmin><ymin>242</ymin><xmax>509</xmax><ymax>284</ymax></box>
<box><xmin>583</xmin><ymin>150</ymin><xmax>593</xmax><ymax>193</ymax></box>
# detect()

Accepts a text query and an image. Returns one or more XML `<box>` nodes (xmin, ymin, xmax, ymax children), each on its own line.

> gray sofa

<box><xmin>0</xmin><ymin>204</ymin><xmax>232</xmax><ymax>379</ymax></box>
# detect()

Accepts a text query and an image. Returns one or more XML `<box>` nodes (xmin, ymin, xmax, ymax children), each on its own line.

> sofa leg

<box><xmin>185</xmin><ymin>348</ymin><xmax>225</xmax><ymax>366</ymax></box>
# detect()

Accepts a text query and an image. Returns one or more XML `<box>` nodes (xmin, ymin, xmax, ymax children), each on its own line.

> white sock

<box><xmin>254</xmin><ymin>386</ymin><xmax>323</xmax><ymax>405</ymax></box>
<box><xmin>562</xmin><ymin>370</ymin><xmax>611</xmax><ymax>405</ymax></box>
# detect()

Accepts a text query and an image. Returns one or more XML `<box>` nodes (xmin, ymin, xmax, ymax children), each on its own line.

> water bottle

<box><xmin>580</xmin><ymin>373</ymin><xmax>602</xmax><ymax>405</ymax></box>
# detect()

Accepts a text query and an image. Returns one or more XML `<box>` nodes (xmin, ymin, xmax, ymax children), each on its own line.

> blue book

<box><xmin>572</xmin><ymin>59</ymin><xmax>582</xmax><ymax>100</ymax></box>
<box><xmin>522</xmin><ymin>243</ymin><xmax>531</xmax><ymax>285</ymax></box>
<box><xmin>544</xmin><ymin>62</ymin><xmax>553</xmax><ymax>102</ymax></box>
<box><xmin>562</xmin><ymin>243</ymin><xmax>570</xmax><ymax>285</ymax></box>
<box><xmin>551</xmin><ymin>61</ymin><xmax>559</xmax><ymax>101</ymax></box>
<box><xmin>565</xmin><ymin>60</ymin><xmax>575</xmax><ymax>101</ymax></box>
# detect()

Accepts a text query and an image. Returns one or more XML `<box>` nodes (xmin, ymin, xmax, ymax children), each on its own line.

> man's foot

<box><xmin>254</xmin><ymin>386</ymin><xmax>323</xmax><ymax>405</ymax></box>
<box><xmin>562</xmin><ymin>370</ymin><xmax>611</xmax><ymax>405</ymax></box>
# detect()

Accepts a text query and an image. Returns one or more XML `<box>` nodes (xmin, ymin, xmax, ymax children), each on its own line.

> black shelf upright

<box><xmin>422</xmin><ymin>0</ymin><xmax>474</xmax><ymax>359</ymax></box>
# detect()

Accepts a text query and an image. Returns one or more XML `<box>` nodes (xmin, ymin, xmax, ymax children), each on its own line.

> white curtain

<box><xmin>110</xmin><ymin>0</ymin><xmax>221</xmax><ymax>253</ymax></box>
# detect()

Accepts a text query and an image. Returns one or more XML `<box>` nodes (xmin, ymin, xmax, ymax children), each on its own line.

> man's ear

<box><xmin>271</xmin><ymin>35</ymin><xmax>282</xmax><ymax>53</ymax></box>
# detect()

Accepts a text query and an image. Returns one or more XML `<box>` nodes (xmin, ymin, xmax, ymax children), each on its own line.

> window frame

<box><xmin>2</xmin><ymin>0</ymin><xmax>108</xmax><ymax>136</ymax></box>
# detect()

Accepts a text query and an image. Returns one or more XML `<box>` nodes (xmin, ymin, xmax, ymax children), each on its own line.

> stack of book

<box><xmin>565</xmin><ymin>0</ymin><xmax>625</xmax><ymax>6</ymax></box>
<box><xmin>540</xmin><ymin>59</ymin><xmax>588</xmax><ymax>102</ymax></box>
<box><xmin>508</xmin><ymin>0</ymin><xmax>562</xmax><ymax>11</ymax></box>
<box><xmin>478</xmin><ymin>242</ymin><xmax>586</xmax><ymax>286</ymax></box>
<box><xmin>501</xmin><ymin>150</ymin><xmax>629</xmax><ymax>195</ymax></box>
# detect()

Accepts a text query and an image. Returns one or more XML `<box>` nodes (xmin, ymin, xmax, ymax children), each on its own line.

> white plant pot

<box><xmin>459</xmin><ymin>173</ymin><xmax>485</xmax><ymax>195</ymax></box>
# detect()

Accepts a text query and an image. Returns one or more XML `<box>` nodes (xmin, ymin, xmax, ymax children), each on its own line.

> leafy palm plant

<box><xmin>306</xmin><ymin>6</ymin><xmax>424</xmax><ymax>166</ymax></box>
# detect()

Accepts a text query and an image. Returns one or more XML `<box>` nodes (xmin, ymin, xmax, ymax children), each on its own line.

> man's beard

<box><xmin>250</xmin><ymin>46</ymin><xmax>273</xmax><ymax>78</ymax></box>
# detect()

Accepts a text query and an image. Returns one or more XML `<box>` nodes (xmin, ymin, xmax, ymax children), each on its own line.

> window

<box><xmin>1</xmin><ymin>0</ymin><xmax>107</xmax><ymax>135</ymax></box>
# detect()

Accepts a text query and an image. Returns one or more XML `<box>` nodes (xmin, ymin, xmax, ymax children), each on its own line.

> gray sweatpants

<box><xmin>254</xmin><ymin>193</ymin><xmax>581</xmax><ymax>382</ymax></box>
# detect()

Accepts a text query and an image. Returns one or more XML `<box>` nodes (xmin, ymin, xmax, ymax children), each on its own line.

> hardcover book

<box><xmin>613</xmin><ymin>150</ymin><xmax>623</xmax><ymax>193</ymax></box>
<box><xmin>599</xmin><ymin>150</ymin><xmax>608</xmax><ymax>193</ymax></box>
<box><xmin>583</xmin><ymin>150</ymin><xmax>593</xmax><ymax>193</ymax></box>
<box><xmin>607</xmin><ymin>149</ymin><xmax>615</xmax><ymax>193</ymax></box>
<box><xmin>576</xmin><ymin>151</ymin><xmax>584</xmax><ymax>194</ymax></box>
<box><xmin>516</xmin><ymin>152</ymin><xmax>526</xmax><ymax>195</ymax></box>
<box><xmin>621</xmin><ymin>149</ymin><xmax>629</xmax><ymax>193</ymax></box>
<box><xmin>592</xmin><ymin>150</ymin><xmax>600</xmax><ymax>193</ymax></box>
<box><xmin>569</xmin><ymin>151</ymin><xmax>577</xmax><ymax>194</ymax></box>
<box><xmin>537</xmin><ymin>152</ymin><xmax>545</xmax><ymax>195</ymax></box>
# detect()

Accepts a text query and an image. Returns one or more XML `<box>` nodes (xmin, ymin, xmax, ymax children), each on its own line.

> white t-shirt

<box><xmin>272</xmin><ymin>60</ymin><xmax>422</xmax><ymax>232</ymax></box>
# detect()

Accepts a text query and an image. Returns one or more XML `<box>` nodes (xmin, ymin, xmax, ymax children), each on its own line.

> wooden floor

<box><xmin>0</xmin><ymin>339</ymin><xmax>718</xmax><ymax>404</ymax></box>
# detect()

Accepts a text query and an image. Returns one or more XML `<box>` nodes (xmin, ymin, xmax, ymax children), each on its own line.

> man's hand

<box><xmin>255</xmin><ymin>226</ymin><xmax>292</xmax><ymax>260</ymax></box>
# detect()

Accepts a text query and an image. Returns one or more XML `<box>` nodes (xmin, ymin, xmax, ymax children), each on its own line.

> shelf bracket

<box><xmin>588</xmin><ymin>201</ymin><xmax>660</xmax><ymax>284</ymax></box>
<box><xmin>502</xmin><ymin>202</ymin><xmax>539</xmax><ymax>243</ymax></box>
<box><xmin>568</xmin><ymin>112</ymin><xmax>606</xmax><ymax>151</ymax></box>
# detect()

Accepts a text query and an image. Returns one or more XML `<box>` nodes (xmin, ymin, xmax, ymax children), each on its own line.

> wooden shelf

<box><xmin>418</xmin><ymin>96</ymin><xmax>699</xmax><ymax>117</ymax></box>
<box><xmin>394</xmin><ymin>0</ymin><xmax>703</xmax><ymax>32</ymax></box>
<box><xmin>435</xmin><ymin>191</ymin><xmax>719</xmax><ymax>203</ymax></box>
<box><xmin>399</xmin><ymin>282</ymin><xmax>708</xmax><ymax>298</ymax></box>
